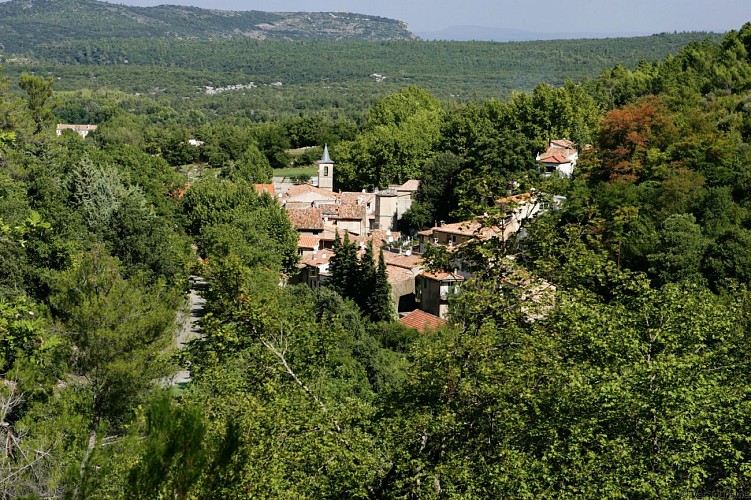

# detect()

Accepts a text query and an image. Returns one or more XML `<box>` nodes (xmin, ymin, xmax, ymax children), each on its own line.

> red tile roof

<box><xmin>550</xmin><ymin>139</ymin><xmax>576</xmax><ymax>149</ymax></box>
<box><xmin>340</xmin><ymin>192</ymin><xmax>375</xmax><ymax>206</ymax></box>
<box><xmin>383</xmin><ymin>252</ymin><xmax>424</xmax><ymax>270</ymax></box>
<box><xmin>420</xmin><ymin>271</ymin><xmax>465</xmax><ymax>282</ymax></box>
<box><xmin>386</xmin><ymin>265</ymin><xmax>416</xmax><ymax>285</ymax></box>
<box><xmin>337</xmin><ymin>204</ymin><xmax>367</xmax><ymax>220</ymax></box>
<box><xmin>368</xmin><ymin>229</ymin><xmax>400</xmax><ymax>243</ymax></box>
<box><xmin>284</xmin><ymin>184</ymin><xmax>339</xmax><ymax>201</ymax></box>
<box><xmin>300</xmin><ymin>250</ymin><xmax>335</xmax><ymax>267</ymax></box>
<box><xmin>400</xmin><ymin>309</ymin><xmax>446</xmax><ymax>333</ymax></box>
<box><xmin>318</xmin><ymin>203</ymin><xmax>340</xmax><ymax>216</ymax></box>
<box><xmin>287</xmin><ymin>207</ymin><xmax>324</xmax><ymax>230</ymax></box>
<box><xmin>298</xmin><ymin>235</ymin><xmax>321</xmax><ymax>249</ymax></box>
<box><xmin>432</xmin><ymin>220</ymin><xmax>500</xmax><ymax>239</ymax></box>
<box><xmin>537</xmin><ymin>151</ymin><xmax>573</xmax><ymax>164</ymax></box>
<box><xmin>284</xmin><ymin>201</ymin><xmax>316</xmax><ymax>210</ymax></box>
<box><xmin>351</xmin><ymin>230</ymin><xmax>401</xmax><ymax>253</ymax></box>
<box><xmin>317</xmin><ymin>203</ymin><xmax>366</xmax><ymax>221</ymax></box>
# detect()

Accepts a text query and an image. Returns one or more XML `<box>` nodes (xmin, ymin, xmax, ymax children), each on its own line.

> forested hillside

<box><xmin>0</xmin><ymin>27</ymin><xmax>717</xmax><ymax>119</ymax></box>
<box><xmin>1</xmin><ymin>19</ymin><xmax>751</xmax><ymax>499</ymax></box>
<box><xmin>0</xmin><ymin>0</ymin><xmax>413</xmax><ymax>52</ymax></box>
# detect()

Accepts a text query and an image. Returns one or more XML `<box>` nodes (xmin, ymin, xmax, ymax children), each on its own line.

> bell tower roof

<box><xmin>318</xmin><ymin>144</ymin><xmax>333</xmax><ymax>164</ymax></box>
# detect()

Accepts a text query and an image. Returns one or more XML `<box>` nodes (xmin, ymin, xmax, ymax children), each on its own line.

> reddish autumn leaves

<box><xmin>597</xmin><ymin>96</ymin><xmax>678</xmax><ymax>182</ymax></box>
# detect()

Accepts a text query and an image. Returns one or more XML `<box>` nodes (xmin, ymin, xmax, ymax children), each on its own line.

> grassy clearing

<box><xmin>287</xmin><ymin>146</ymin><xmax>318</xmax><ymax>157</ymax></box>
<box><xmin>273</xmin><ymin>166</ymin><xmax>317</xmax><ymax>178</ymax></box>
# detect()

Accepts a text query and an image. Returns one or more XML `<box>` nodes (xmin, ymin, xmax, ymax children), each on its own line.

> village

<box><xmin>56</xmin><ymin>120</ymin><xmax>578</xmax><ymax>331</ymax></box>
<box><xmin>260</xmin><ymin>139</ymin><xmax>579</xmax><ymax>332</ymax></box>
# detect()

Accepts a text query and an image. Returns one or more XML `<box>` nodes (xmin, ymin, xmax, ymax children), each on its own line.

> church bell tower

<box><xmin>317</xmin><ymin>144</ymin><xmax>334</xmax><ymax>191</ymax></box>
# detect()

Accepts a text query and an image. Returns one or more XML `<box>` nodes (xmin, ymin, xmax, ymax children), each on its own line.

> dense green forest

<box><xmin>2</xmin><ymin>18</ymin><xmax>751</xmax><ymax>498</ymax></box>
<box><xmin>1</xmin><ymin>32</ymin><xmax>720</xmax><ymax>119</ymax></box>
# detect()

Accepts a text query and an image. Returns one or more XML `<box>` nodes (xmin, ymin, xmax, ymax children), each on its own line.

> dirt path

<box><xmin>171</xmin><ymin>276</ymin><xmax>207</xmax><ymax>386</ymax></box>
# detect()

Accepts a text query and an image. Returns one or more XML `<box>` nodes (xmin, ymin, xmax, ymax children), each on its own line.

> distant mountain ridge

<box><xmin>0</xmin><ymin>0</ymin><xmax>415</xmax><ymax>52</ymax></box>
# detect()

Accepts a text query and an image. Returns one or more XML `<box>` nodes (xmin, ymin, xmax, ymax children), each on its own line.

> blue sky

<box><xmin>92</xmin><ymin>0</ymin><xmax>749</xmax><ymax>34</ymax></box>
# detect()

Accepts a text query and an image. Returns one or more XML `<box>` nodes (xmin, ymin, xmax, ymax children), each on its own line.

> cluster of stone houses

<box><xmin>274</xmin><ymin>140</ymin><xmax>577</xmax><ymax>331</ymax></box>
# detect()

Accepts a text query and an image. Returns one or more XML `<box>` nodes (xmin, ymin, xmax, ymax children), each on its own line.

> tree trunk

<box><xmin>73</xmin><ymin>429</ymin><xmax>97</xmax><ymax>499</ymax></box>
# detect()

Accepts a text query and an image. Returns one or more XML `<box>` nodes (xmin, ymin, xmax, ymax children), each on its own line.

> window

<box><xmin>324</xmin><ymin>166</ymin><xmax>329</xmax><ymax>176</ymax></box>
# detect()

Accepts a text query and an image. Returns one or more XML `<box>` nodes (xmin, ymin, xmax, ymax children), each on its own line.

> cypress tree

<box><xmin>356</xmin><ymin>240</ymin><xmax>377</xmax><ymax>310</ymax></box>
<box><xmin>329</xmin><ymin>230</ymin><xmax>358</xmax><ymax>300</ymax></box>
<box><xmin>329</xmin><ymin>230</ymin><xmax>344</xmax><ymax>295</ymax></box>
<box><xmin>368</xmin><ymin>249</ymin><xmax>394</xmax><ymax>322</ymax></box>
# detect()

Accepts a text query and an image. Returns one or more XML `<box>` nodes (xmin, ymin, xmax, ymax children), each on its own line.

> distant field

<box><xmin>274</xmin><ymin>166</ymin><xmax>317</xmax><ymax>178</ymax></box>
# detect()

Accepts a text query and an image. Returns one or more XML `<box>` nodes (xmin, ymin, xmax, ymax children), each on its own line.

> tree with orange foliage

<box><xmin>596</xmin><ymin>95</ymin><xmax>677</xmax><ymax>182</ymax></box>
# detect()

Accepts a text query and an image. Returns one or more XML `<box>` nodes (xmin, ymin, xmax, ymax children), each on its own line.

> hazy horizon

<box><xmin>0</xmin><ymin>0</ymin><xmax>746</xmax><ymax>39</ymax></box>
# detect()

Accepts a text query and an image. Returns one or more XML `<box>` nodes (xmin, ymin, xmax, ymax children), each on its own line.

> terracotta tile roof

<box><xmin>537</xmin><ymin>151</ymin><xmax>574</xmax><ymax>164</ymax></box>
<box><xmin>316</xmin><ymin>202</ymin><xmax>366</xmax><ymax>220</ymax></box>
<box><xmin>549</xmin><ymin>139</ymin><xmax>576</xmax><ymax>149</ymax></box>
<box><xmin>286</xmin><ymin>207</ymin><xmax>324</xmax><ymax>230</ymax></box>
<box><xmin>320</xmin><ymin>226</ymin><xmax>358</xmax><ymax>242</ymax></box>
<box><xmin>318</xmin><ymin>203</ymin><xmax>340</xmax><ymax>216</ymax></box>
<box><xmin>284</xmin><ymin>201</ymin><xmax>315</xmax><ymax>210</ymax></box>
<box><xmin>300</xmin><ymin>250</ymin><xmax>335</xmax><ymax>267</ymax></box>
<box><xmin>298</xmin><ymin>235</ymin><xmax>321</xmax><ymax>249</ymax></box>
<box><xmin>350</xmin><ymin>230</ymin><xmax>400</xmax><ymax>253</ymax></box>
<box><xmin>339</xmin><ymin>192</ymin><xmax>375</xmax><ymax>206</ymax></box>
<box><xmin>383</xmin><ymin>252</ymin><xmax>424</xmax><ymax>270</ymax></box>
<box><xmin>367</xmin><ymin>229</ymin><xmax>400</xmax><ymax>246</ymax></box>
<box><xmin>253</xmin><ymin>184</ymin><xmax>276</xmax><ymax>196</ymax></box>
<box><xmin>400</xmin><ymin>309</ymin><xmax>446</xmax><ymax>333</ymax></box>
<box><xmin>387</xmin><ymin>265</ymin><xmax>416</xmax><ymax>285</ymax></box>
<box><xmin>337</xmin><ymin>204</ymin><xmax>366</xmax><ymax>220</ymax></box>
<box><xmin>420</xmin><ymin>271</ymin><xmax>465</xmax><ymax>282</ymax></box>
<box><xmin>432</xmin><ymin>220</ymin><xmax>501</xmax><ymax>240</ymax></box>
<box><xmin>284</xmin><ymin>184</ymin><xmax>339</xmax><ymax>201</ymax></box>
<box><xmin>390</xmin><ymin>179</ymin><xmax>420</xmax><ymax>192</ymax></box>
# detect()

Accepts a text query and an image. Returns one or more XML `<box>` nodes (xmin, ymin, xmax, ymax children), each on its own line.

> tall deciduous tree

<box><xmin>596</xmin><ymin>95</ymin><xmax>677</xmax><ymax>182</ymax></box>
<box><xmin>647</xmin><ymin>213</ymin><xmax>709</xmax><ymax>285</ymax></box>
<box><xmin>333</xmin><ymin>86</ymin><xmax>444</xmax><ymax>190</ymax></box>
